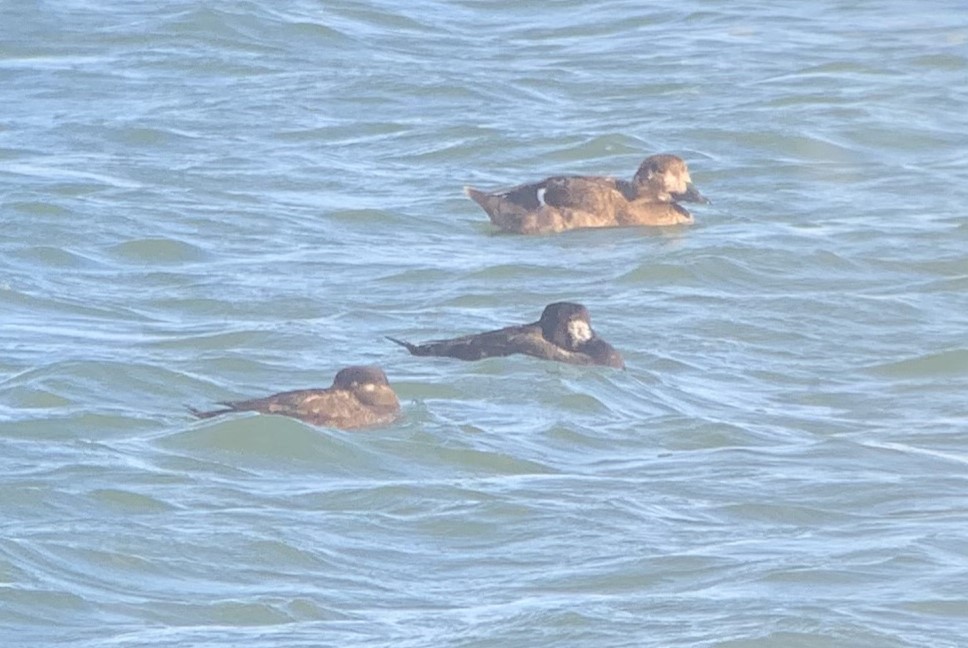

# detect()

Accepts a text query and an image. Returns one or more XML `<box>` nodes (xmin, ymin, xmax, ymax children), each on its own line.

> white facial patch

<box><xmin>362</xmin><ymin>383</ymin><xmax>376</xmax><ymax>392</ymax></box>
<box><xmin>663</xmin><ymin>171</ymin><xmax>677</xmax><ymax>192</ymax></box>
<box><xmin>536</xmin><ymin>187</ymin><xmax>547</xmax><ymax>206</ymax></box>
<box><xmin>567</xmin><ymin>319</ymin><xmax>593</xmax><ymax>345</ymax></box>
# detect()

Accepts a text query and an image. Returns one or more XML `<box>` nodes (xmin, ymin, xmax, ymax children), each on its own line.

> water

<box><xmin>2</xmin><ymin>1</ymin><xmax>967</xmax><ymax>646</ymax></box>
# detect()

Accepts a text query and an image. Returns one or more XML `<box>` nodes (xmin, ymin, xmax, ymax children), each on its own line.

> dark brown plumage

<box><xmin>188</xmin><ymin>365</ymin><xmax>400</xmax><ymax>429</ymax></box>
<box><xmin>388</xmin><ymin>302</ymin><xmax>624</xmax><ymax>368</ymax></box>
<box><xmin>465</xmin><ymin>153</ymin><xmax>709</xmax><ymax>234</ymax></box>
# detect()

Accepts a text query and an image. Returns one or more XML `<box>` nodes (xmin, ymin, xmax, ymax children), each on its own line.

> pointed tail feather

<box><xmin>464</xmin><ymin>185</ymin><xmax>529</xmax><ymax>232</ymax></box>
<box><xmin>464</xmin><ymin>186</ymin><xmax>495</xmax><ymax>212</ymax></box>
<box><xmin>386</xmin><ymin>336</ymin><xmax>419</xmax><ymax>355</ymax></box>
<box><xmin>186</xmin><ymin>404</ymin><xmax>234</xmax><ymax>419</ymax></box>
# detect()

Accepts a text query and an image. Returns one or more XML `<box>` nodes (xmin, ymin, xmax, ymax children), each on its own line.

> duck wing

<box><xmin>388</xmin><ymin>325</ymin><xmax>533</xmax><ymax>361</ymax></box>
<box><xmin>538</xmin><ymin>175</ymin><xmax>636</xmax><ymax>215</ymax></box>
<box><xmin>188</xmin><ymin>387</ymin><xmax>331</xmax><ymax>421</ymax></box>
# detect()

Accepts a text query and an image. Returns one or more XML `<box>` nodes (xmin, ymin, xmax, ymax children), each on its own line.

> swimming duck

<box><xmin>188</xmin><ymin>365</ymin><xmax>400</xmax><ymax>429</ymax></box>
<box><xmin>388</xmin><ymin>302</ymin><xmax>624</xmax><ymax>368</ymax></box>
<box><xmin>465</xmin><ymin>153</ymin><xmax>708</xmax><ymax>234</ymax></box>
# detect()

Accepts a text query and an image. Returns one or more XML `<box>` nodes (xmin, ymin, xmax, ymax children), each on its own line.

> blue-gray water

<box><xmin>2</xmin><ymin>1</ymin><xmax>967</xmax><ymax>646</ymax></box>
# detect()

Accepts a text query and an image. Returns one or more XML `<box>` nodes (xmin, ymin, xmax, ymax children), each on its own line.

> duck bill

<box><xmin>582</xmin><ymin>338</ymin><xmax>625</xmax><ymax>369</ymax></box>
<box><xmin>672</xmin><ymin>183</ymin><xmax>710</xmax><ymax>204</ymax></box>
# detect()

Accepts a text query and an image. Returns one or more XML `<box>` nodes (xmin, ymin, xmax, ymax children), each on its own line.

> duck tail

<box><xmin>464</xmin><ymin>186</ymin><xmax>492</xmax><ymax>210</ymax></box>
<box><xmin>386</xmin><ymin>336</ymin><xmax>419</xmax><ymax>355</ymax></box>
<box><xmin>186</xmin><ymin>404</ymin><xmax>233</xmax><ymax>419</ymax></box>
<box><xmin>466</xmin><ymin>185</ymin><xmax>524</xmax><ymax>231</ymax></box>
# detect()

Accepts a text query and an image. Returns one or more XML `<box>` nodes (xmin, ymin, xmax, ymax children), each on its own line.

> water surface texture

<box><xmin>2</xmin><ymin>1</ymin><xmax>967</xmax><ymax>646</ymax></box>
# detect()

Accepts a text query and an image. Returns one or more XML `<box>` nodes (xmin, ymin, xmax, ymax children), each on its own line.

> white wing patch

<box><xmin>536</xmin><ymin>187</ymin><xmax>547</xmax><ymax>206</ymax></box>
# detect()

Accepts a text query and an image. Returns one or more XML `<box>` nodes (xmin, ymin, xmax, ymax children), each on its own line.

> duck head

<box><xmin>538</xmin><ymin>302</ymin><xmax>625</xmax><ymax>368</ymax></box>
<box><xmin>632</xmin><ymin>154</ymin><xmax>709</xmax><ymax>205</ymax></box>
<box><xmin>332</xmin><ymin>365</ymin><xmax>400</xmax><ymax>408</ymax></box>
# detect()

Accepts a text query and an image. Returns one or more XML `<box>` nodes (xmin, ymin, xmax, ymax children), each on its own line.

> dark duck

<box><xmin>188</xmin><ymin>365</ymin><xmax>400</xmax><ymax>429</ymax></box>
<box><xmin>388</xmin><ymin>302</ymin><xmax>624</xmax><ymax>368</ymax></box>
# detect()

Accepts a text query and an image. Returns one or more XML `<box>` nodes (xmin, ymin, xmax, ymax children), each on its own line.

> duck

<box><xmin>387</xmin><ymin>302</ymin><xmax>624</xmax><ymax>368</ymax></box>
<box><xmin>465</xmin><ymin>153</ymin><xmax>709</xmax><ymax>234</ymax></box>
<box><xmin>188</xmin><ymin>365</ymin><xmax>400</xmax><ymax>429</ymax></box>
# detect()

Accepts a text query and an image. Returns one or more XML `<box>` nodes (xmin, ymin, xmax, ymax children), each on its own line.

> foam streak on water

<box><xmin>1</xmin><ymin>1</ymin><xmax>967</xmax><ymax>646</ymax></box>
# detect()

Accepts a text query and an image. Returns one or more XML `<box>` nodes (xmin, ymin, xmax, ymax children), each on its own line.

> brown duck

<box><xmin>188</xmin><ymin>365</ymin><xmax>400</xmax><ymax>429</ymax></box>
<box><xmin>465</xmin><ymin>153</ymin><xmax>708</xmax><ymax>234</ymax></box>
<box><xmin>388</xmin><ymin>302</ymin><xmax>624</xmax><ymax>368</ymax></box>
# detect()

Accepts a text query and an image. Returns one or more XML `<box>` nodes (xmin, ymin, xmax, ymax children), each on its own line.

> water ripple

<box><xmin>2</xmin><ymin>0</ymin><xmax>968</xmax><ymax>646</ymax></box>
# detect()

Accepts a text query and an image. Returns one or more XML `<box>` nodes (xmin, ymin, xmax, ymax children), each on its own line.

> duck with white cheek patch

<box><xmin>387</xmin><ymin>302</ymin><xmax>624</xmax><ymax>369</ymax></box>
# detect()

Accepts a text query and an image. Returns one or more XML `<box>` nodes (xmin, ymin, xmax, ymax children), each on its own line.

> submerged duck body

<box><xmin>388</xmin><ymin>302</ymin><xmax>624</xmax><ymax>368</ymax></box>
<box><xmin>465</xmin><ymin>154</ymin><xmax>708</xmax><ymax>234</ymax></box>
<box><xmin>188</xmin><ymin>365</ymin><xmax>400</xmax><ymax>429</ymax></box>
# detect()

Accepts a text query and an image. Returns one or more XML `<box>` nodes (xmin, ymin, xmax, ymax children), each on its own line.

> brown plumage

<box><xmin>465</xmin><ymin>153</ymin><xmax>709</xmax><ymax>234</ymax></box>
<box><xmin>188</xmin><ymin>365</ymin><xmax>400</xmax><ymax>429</ymax></box>
<box><xmin>388</xmin><ymin>302</ymin><xmax>624</xmax><ymax>368</ymax></box>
